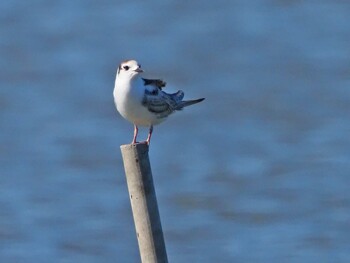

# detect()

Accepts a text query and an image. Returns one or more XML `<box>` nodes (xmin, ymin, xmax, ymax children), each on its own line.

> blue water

<box><xmin>1</xmin><ymin>1</ymin><xmax>350</xmax><ymax>262</ymax></box>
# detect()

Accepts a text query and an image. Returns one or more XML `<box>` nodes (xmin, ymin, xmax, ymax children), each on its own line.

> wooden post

<box><xmin>120</xmin><ymin>143</ymin><xmax>168</xmax><ymax>263</ymax></box>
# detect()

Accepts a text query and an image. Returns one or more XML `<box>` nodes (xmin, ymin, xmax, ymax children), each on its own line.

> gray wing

<box><xmin>142</xmin><ymin>86</ymin><xmax>184</xmax><ymax>119</ymax></box>
<box><xmin>142</xmin><ymin>78</ymin><xmax>166</xmax><ymax>89</ymax></box>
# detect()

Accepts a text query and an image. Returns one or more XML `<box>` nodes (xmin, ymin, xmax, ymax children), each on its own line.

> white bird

<box><xmin>113</xmin><ymin>59</ymin><xmax>205</xmax><ymax>145</ymax></box>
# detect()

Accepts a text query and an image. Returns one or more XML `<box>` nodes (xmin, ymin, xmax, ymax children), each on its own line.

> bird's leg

<box><xmin>146</xmin><ymin>125</ymin><xmax>153</xmax><ymax>145</ymax></box>
<box><xmin>132</xmin><ymin>125</ymin><xmax>138</xmax><ymax>144</ymax></box>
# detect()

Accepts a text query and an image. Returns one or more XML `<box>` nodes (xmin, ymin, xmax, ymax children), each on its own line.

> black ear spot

<box><xmin>123</xmin><ymin>65</ymin><xmax>130</xmax><ymax>70</ymax></box>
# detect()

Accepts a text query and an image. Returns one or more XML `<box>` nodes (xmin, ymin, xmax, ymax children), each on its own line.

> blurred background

<box><xmin>1</xmin><ymin>1</ymin><xmax>350</xmax><ymax>262</ymax></box>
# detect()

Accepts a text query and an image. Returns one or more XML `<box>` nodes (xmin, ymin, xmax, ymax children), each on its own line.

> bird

<box><xmin>113</xmin><ymin>59</ymin><xmax>205</xmax><ymax>145</ymax></box>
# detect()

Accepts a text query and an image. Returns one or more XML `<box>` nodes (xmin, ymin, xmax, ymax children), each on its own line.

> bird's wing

<box><xmin>142</xmin><ymin>86</ymin><xmax>184</xmax><ymax>119</ymax></box>
<box><xmin>142</xmin><ymin>78</ymin><xmax>167</xmax><ymax>89</ymax></box>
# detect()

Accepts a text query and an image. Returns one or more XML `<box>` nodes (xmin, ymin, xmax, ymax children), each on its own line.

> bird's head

<box><xmin>117</xmin><ymin>60</ymin><xmax>143</xmax><ymax>79</ymax></box>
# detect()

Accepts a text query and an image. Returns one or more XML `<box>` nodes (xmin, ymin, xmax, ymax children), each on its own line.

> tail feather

<box><xmin>176</xmin><ymin>98</ymin><xmax>205</xmax><ymax>110</ymax></box>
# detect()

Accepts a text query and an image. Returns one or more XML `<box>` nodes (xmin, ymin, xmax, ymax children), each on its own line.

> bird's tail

<box><xmin>176</xmin><ymin>98</ymin><xmax>205</xmax><ymax>110</ymax></box>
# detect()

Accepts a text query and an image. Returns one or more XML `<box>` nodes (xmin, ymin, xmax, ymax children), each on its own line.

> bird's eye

<box><xmin>123</xmin><ymin>65</ymin><xmax>130</xmax><ymax>70</ymax></box>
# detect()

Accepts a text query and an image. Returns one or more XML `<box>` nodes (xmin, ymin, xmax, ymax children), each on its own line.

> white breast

<box><xmin>114</xmin><ymin>75</ymin><xmax>165</xmax><ymax>126</ymax></box>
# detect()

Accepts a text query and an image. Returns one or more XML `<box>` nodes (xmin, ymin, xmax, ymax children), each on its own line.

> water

<box><xmin>1</xmin><ymin>1</ymin><xmax>350</xmax><ymax>262</ymax></box>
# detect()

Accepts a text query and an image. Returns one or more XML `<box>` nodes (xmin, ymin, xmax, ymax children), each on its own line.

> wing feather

<box><xmin>142</xmin><ymin>87</ymin><xmax>184</xmax><ymax>119</ymax></box>
<box><xmin>142</xmin><ymin>78</ymin><xmax>166</xmax><ymax>89</ymax></box>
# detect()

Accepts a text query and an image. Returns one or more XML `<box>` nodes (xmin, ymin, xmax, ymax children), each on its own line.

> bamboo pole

<box><xmin>120</xmin><ymin>143</ymin><xmax>168</xmax><ymax>263</ymax></box>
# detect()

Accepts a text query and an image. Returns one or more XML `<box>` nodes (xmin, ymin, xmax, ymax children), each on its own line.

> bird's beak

<box><xmin>134</xmin><ymin>68</ymin><xmax>144</xmax><ymax>73</ymax></box>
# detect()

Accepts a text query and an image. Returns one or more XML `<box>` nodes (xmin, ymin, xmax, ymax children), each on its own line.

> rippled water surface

<box><xmin>1</xmin><ymin>1</ymin><xmax>350</xmax><ymax>262</ymax></box>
